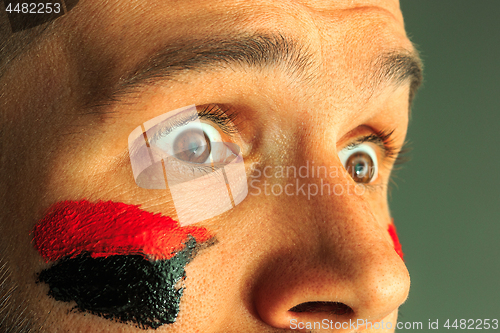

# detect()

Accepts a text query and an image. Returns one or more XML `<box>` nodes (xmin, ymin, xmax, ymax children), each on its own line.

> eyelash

<box><xmin>197</xmin><ymin>104</ymin><xmax>241</xmax><ymax>135</ymax></box>
<box><xmin>149</xmin><ymin>104</ymin><xmax>241</xmax><ymax>143</ymax></box>
<box><xmin>346</xmin><ymin>129</ymin><xmax>409</xmax><ymax>167</ymax></box>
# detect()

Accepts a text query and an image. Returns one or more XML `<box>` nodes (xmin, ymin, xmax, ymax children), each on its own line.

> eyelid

<box><xmin>148</xmin><ymin>107</ymin><xmax>199</xmax><ymax>143</ymax></box>
<box><xmin>148</xmin><ymin>104</ymin><xmax>240</xmax><ymax>144</ymax></box>
<box><xmin>346</xmin><ymin>129</ymin><xmax>403</xmax><ymax>162</ymax></box>
<box><xmin>197</xmin><ymin>104</ymin><xmax>241</xmax><ymax>135</ymax></box>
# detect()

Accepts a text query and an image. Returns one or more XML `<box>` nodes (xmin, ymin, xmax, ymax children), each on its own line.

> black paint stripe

<box><xmin>37</xmin><ymin>236</ymin><xmax>197</xmax><ymax>330</ymax></box>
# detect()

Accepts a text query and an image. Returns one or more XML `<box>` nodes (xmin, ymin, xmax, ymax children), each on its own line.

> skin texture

<box><xmin>0</xmin><ymin>0</ymin><xmax>421</xmax><ymax>332</ymax></box>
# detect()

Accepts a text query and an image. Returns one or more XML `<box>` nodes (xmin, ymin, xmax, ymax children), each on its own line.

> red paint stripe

<box><xmin>32</xmin><ymin>200</ymin><xmax>212</xmax><ymax>262</ymax></box>
<box><xmin>388</xmin><ymin>220</ymin><xmax>404</xmax><ymax>261</ymax></box>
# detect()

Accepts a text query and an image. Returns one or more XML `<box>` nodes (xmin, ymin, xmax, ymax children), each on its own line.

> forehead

<box><xmin>50</xmin><ymin>0</ymin><xmax>414</xmax><ymax>104</ymax></box>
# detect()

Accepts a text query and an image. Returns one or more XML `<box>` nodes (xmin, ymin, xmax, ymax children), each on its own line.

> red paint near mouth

<box><xmin>32</xmin><ymin>200</ymin><xmax>212</xmax><ymax>262</ymax></box>
<box><xmin>388</xmin><ymin>220</ymin><xmax>404</xmax><ymax>261</ymax></box>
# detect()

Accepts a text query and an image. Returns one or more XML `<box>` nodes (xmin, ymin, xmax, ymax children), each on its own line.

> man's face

<box><xmin>0</xmin><ymin>0</ymin><xmax>421</xmax><ymax>332</ymax></box>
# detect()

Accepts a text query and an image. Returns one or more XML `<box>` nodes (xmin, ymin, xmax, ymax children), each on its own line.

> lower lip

<box><xmin>32</xmin><ymin>200</ymin><xmax>213</xmax><ymax>329</ymax></box>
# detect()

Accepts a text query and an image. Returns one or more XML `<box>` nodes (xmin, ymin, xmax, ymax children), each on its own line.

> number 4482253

<box><xmin>5</xmin><ymin>3</ymin><xmax>61</xmax><ymax>14</ymax></box>
<box><xmin>444</xmin><ymin>319</ymin><xmax>499</xmax><ymax>330</ymax></box>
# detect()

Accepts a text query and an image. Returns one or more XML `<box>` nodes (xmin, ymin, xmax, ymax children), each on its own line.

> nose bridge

<box><xmin>296</xmin><ymin>151</ymin><xmax>407</xmax><ymax>290</ymax></box>
<box><xmin>289</xmin><ymin>162</ymin><xmax>390</xmax><ymax>271</ymax></box>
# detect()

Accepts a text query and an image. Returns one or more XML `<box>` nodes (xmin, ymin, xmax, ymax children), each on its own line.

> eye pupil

<box><xmin>173</xmin><ymin>129</ymin><xmax>211</xmax><ymax>163</ymax></box>
<box><xmin>355</xmin><ymin>163</ymin><xmax>365</xmax><ymax>175</ymax></box>
<box><xmin>346</xmin><ymin>152</ymin><xmax>374</xmax><ymax>183</ymax></box>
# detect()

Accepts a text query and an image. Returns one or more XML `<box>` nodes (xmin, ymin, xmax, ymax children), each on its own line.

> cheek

<box><xmin>32</xmin><ymin>200</ymin><xmax>215</xmax><ymax>329</ymax></box>
<box><xmin>388</xmin><ymin>220</ymin><xmax>404</xmax><ymax>261</ymax></box>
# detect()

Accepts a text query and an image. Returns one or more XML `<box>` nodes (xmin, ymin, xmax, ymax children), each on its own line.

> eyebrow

<box><xmin>88</xmin><ymin>32</ymin><xmax>422</xmax><ymax>112</ymax></box>
<box><xmin>370</xmin><ymin>49</ymin><xmax>423</xmax><ymax>106</ymax></box>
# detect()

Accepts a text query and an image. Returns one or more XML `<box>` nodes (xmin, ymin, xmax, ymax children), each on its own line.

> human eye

<box><xmin>338</xmin><ymin>129</ymin><xmax>407</xmax><ymax>185</ymax></box>
<box><xmin>150</xmin><ymin>107</ymin><xmax>240</xmax><ymax>170</ymax></box>
<box><xmin>129</xmin><ymin>104</ymin><xmax>243</xmax><ymax>187</ymax></box>
<box><xmin>338</xmin><ymin>143</ymin><xmax>378</xmax><ymax>184</ymax></box>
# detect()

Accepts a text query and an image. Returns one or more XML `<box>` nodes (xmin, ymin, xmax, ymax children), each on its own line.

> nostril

<box><xmin>289</xmin><ymin>301</ymin><xmax>353</xmax><ymax>315</ymax></box>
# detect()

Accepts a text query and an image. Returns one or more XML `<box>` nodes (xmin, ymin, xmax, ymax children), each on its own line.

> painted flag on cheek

<box><xmin>32</xmin><ymin>200</ymin><xmax>214</xmax><ymax>329</ymax></box>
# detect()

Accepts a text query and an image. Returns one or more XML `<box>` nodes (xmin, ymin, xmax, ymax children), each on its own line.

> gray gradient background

<box><xmin>390</xmin><ymin>1</ymin><xmax>500</xmax><ymax>329</ymax></box>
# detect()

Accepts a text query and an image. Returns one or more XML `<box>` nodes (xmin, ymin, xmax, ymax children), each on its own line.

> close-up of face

<box><xmin>0</xmin><ymin>0</ymin><xmax>422</xmax><ymax>332</ymax></box>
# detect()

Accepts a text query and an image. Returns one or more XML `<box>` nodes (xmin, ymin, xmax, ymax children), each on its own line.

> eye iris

<box><xmin>173</xmin><ymin>129</ymin><xmax>211</xmax><ymax>163</ymax></box>
<box><xmin>346</xmin><ymin>152</ymin><xmax>374</xmax><ymax>183</ymax></box>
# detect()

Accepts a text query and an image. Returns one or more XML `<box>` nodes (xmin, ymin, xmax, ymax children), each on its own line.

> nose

<box><xmin>253</xmin><ymin>172</ymin><xmax>410</xmax><ymax>331</ymax></box>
